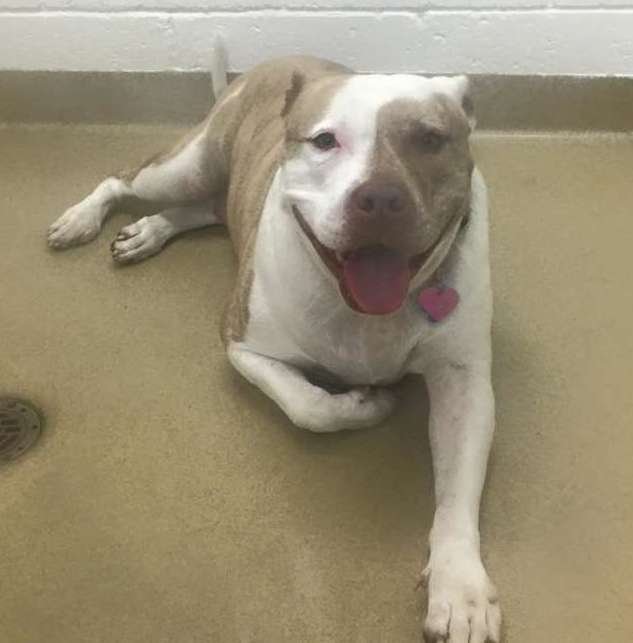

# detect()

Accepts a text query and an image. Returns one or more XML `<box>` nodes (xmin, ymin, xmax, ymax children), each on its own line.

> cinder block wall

<box><xmin>0</xmin><ymin>1</ymin><xmax>632</xmax><ymax>75</ymax></box>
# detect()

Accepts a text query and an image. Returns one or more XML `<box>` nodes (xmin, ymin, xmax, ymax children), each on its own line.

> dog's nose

<box><xmin>350</xmin><ymin>181</ymin><xmax>406</xmax><ymax>218</ymax></box>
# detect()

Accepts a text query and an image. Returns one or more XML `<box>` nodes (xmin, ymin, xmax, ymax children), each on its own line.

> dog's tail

<box><xmin>210</xmin><ymin>37</ymin><xmax>229</xmax><ymax>101</ymax></box>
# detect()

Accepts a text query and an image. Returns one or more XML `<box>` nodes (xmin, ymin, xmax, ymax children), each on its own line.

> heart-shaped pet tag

<box><xmin>417</xmin><ymin>286</ymin><xmax>459</xmax><ymax>322</ymax></box>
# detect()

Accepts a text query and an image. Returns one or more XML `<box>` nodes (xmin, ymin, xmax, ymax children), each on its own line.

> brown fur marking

<box><xmin>369</xmin><ymin>97</ymin><xmax>473</xmax><ymax>255</ymax></box>
<box><xmin>218</xmin><ymin>57</ymin><xmax>350</xmax><ymax>344</ymax></box>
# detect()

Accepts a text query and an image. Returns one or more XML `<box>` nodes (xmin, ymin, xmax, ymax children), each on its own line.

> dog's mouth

<box><xmin>293</xmin><ymin>206</ymin><xmax>444</xmax><ymax>315</ymax></box>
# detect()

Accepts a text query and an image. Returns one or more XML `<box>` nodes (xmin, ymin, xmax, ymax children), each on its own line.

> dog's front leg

<box><xmin>228</xmin><ymin>344</ymin><xmax>395</xmax><ymax>433</ymax></box>
<box><xmin>422</xmin><ymin>361</ymin><xmax>501</xmax><ymax>643</ymax></box>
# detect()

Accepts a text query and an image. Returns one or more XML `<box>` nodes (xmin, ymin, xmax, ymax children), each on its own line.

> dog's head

<box><xmin>280</xmin><ymin>72</ymin><xmax>475</xmax><ymax>315</ymax></box>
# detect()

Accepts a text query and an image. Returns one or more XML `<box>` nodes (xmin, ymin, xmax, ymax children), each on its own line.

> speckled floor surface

<box><xmin>1</xmin><ymin>123</ymin><xmax>632</xmax><ymax>642</ymax></box>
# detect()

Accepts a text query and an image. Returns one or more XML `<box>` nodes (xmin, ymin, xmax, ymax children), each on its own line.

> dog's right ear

<box><xmin>281</xmin><ymin>72</ymin><xmax>305</xmax><ymax>118</ymax></box>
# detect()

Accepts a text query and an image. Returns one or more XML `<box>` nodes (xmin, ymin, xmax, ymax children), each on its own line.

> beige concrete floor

<box><xmin>1</xmin><ymin>123</ymin><xmax>633</xmax><ymax>643</ymax></box>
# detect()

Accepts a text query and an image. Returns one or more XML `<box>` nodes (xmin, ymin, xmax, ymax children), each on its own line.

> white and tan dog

<box><xmin>48</xmin><ymin>56</ymin><xmax>500</xmax><ymax>643</ymax></box>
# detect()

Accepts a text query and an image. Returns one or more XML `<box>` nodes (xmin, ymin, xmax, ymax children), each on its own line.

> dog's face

<box><xmin>281</xmin><ymin>73</ymin><xmax>474</xmax><ymax>315</ymax></box>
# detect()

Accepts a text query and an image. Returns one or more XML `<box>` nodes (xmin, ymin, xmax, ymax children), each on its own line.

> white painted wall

<box><xmin>1</xmin><ymin>1</ymin><xmax>632</xmax><ymax>75</ymax></box>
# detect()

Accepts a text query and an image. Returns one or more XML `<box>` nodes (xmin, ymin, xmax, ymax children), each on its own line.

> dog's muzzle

<box><xmin>292</xmin><ymin>205</ymin><xmax>464</xmax><ymax>315</ymax></box>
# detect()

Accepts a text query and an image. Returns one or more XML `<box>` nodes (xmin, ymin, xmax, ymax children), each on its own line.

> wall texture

<box><xmin>1</xmin><ymin>1</ymin><xmax>632</xmax><ymax>75</ymax></box>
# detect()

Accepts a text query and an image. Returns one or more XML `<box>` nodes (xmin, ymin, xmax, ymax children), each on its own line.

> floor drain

<box><xmin>0</xmin><ymin>398</ymin><xmax>42</xmax><ymax>463</ymax></box>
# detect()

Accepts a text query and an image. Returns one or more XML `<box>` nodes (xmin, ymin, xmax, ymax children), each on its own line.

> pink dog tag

<box><xmin>417</xmin><ymin>286</ymin><xmax>459</xmax><ymax>322</ymax></box>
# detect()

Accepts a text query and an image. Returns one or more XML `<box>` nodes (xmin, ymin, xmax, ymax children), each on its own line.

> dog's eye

<box><xmin>310</xmin><ymin>131</ymin><xmax>338</xmax><ymax>151</ymax></box>
<box><xmin>415</xmin><ymin>128</ymin><xmax>448</xmax><ymax>153</ymax></box>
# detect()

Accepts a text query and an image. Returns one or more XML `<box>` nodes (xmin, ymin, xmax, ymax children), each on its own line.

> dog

<box><xmin>48</xmin><ymin>55</ymin><xmax>501</xmax><ymax>643</ymax></box>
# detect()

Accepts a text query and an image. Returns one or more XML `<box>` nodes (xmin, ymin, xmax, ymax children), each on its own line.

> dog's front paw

<box><xmin>48</xmin><ymin>203</ymin><xmax>103</xmax><ymax>249</ymax></box>
<box><xmin>337</xmin><ymin>386</ymin><xmax>397</xmax><ymax>429</ymax></box>
<box><xmin>291</xmin><ymin>386</ymin><xmax>396</xmax><ymax>433</ymax></box>
<box><xmin>421</xmin><ymin>544</ymin><xmax>501</xmax><ymax>643</ymax></box>
<box><xmin>111</xmin><ymin>217</ymin><xmax>167</xmax><ymax>264</ymax></box>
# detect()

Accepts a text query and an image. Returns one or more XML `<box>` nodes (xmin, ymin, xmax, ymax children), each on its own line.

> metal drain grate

<box><xmin>0</xmin><ymin>398</ymin><xmax>42</xmax><ymax>463</ymax></box>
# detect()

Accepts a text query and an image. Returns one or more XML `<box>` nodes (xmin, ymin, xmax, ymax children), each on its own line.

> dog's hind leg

<box><xmin>47</xmin><ymin>118</ymin><xmax>227</xmax><ymax>251</ymax></box>
<box><xmin>47</xmin><ymin>173</ymin><xmax>134</xmax><ymax>249</ymax></box>
<box><xmin>110</xmin><ymin>202</ymin><xmax>221</xmax><ymax>264</ymax></box>
<box><xmin>48</xmin><ymin>40</ymin><xmax>231</xmax><ymax>252</ymax></box>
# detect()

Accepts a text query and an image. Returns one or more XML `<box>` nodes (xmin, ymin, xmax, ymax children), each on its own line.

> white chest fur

<box><xmin>244</xmin><ymin>169</ymin><xmax>491</xmax><ymax>386</ymax></box>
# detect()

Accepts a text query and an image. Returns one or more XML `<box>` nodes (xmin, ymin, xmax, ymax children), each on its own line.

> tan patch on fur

<box><xmin>283</xmin><ymin>72</ymin><xmax>351</xmax><ymax>147</ymax></box>
<box><xmin>218</xmin><ymin>56</ymin><xmax>349</xmax><ymax>344</ymax></box>
<box><xmin>336</xmin><ymin>95</ymin><xmax>473</xmax><ymax>273</ymax></box>
<box><xmin>374</xmin><ymin>96</ymin><xmax>473</xmax><ymax>248</ymax></box>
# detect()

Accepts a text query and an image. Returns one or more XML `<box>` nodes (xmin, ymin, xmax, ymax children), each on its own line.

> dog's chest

<box><xmin>246</xmin><ymin>277</ymin><xmax>428</xmax><ymax>385</ymax></box>
<box><xmin>242</xmin><ymin>184</ymin><xmax>438</xmax><ymax>385</ymax></box>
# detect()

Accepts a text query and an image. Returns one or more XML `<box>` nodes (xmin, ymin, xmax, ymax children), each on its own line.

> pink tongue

<box><xmin>342</xmin><ymin>246</ymin><xmax>410</xmax><ymax>315</ymax></box>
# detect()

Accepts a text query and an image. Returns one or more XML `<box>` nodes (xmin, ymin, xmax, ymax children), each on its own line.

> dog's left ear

<box><xmin>281</xmin><ymin>72</ymin><xmax>305</xmax><ymax>119</ymax></box>
<box><xmin>452</xmin><ymin>75</ymin><xmax>476</xmax><ymax>132</ymax></box>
